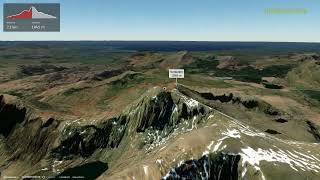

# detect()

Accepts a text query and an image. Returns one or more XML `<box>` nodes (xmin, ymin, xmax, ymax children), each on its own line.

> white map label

<box><xmin>169</xmin><ymin>69</ymin><xmax>184</xmax><ymax>79</ymax></box>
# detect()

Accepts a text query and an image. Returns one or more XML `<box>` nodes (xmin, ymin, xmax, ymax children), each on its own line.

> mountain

<box><xmin>0</xmin><ymin>86</ymin><xmax>319</xmax><ymax>179</ymax></box>
<box><xmin>0</xmin><ymin>43</ymin><xmax>320</xmax><ymax>179</ymax></box>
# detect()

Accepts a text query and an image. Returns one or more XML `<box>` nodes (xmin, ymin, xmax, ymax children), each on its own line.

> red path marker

<box><xmin>7</xmin><ymin>7</ymin><xmax>32</xmax><ymax>19</ymax></box>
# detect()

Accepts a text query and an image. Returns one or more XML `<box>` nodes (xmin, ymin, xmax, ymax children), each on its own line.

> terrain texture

<box><xmin>0</xmin><ymin>42</ymin><xmax>320</xmax><ymax>180</ymax></box>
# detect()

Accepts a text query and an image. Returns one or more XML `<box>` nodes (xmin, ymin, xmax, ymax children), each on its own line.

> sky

<box><xmin>0</xmin><ymin>0</ymin><xmax>319</xmax><ymax>42</ymax></box>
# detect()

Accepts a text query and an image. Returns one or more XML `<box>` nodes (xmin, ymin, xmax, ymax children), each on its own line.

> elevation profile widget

<box><xmin>4</xmin><ymin>3</ymin><xmax>60</xmax><ymax>32</ymax></box>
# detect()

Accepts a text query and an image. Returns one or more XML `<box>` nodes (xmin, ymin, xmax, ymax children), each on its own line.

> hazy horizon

<box><xmin>1</xmin><ymin>40</ymin><xmax>319</xmax><ymax>43</ymax></box>
<box><xmin>1</xmin><ymin>0</ymin><xmax>319</xmax><ymax>42</ymax></box>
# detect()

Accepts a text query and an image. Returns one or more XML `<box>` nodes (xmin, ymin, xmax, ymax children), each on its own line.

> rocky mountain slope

<box><xmin>1</xmin><ymin>86</ymin><xmax>319</xmax><ymax>179</ymax></box>
<box><xmin>1</xmin><ymin>44</ymin><xmax>320</xmax><ymax>179</ymax></box>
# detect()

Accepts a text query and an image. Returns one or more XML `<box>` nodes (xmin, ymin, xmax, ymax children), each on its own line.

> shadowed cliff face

<box><xmin>178</xmin><ymin>85</ymin><xmax>281</xmax><ymax>116</ymax></box>
<box><xmin>163</xmin><ymin>153</ymin><xmax>241</xmax><ymax>180</ymax></box>
<box><xmin>36</xmin><ymin>89</ymin><xmax>268</xmax><ymax>179</ymax></box>
<box><xmin>136</xmin><ymin>92</ymin><xmax>175</xmax><ymax>132</ymax></box>
<box><xmin>51</xmin><ymin>89</ymin><xmax>211</xmax><ymax>160</ymax></box>
<box><xmin>0</xmin><ymin>95</ymin><xmax>60</xmax><ymax>164</ymax></box>
<box><xmin>0</xmin><ymin>95</ymin><xmax>26</xmax><ymax>137</ymax></box>
<box><xmin>51</xmin><ymin>116</ymin><xmax>128</xmax><ymax>160</ymax></box>
<box><xmin>52</xmin><ymin>92</ymin><xmax>175</xmax><ymax>160</ymax></box>
<box><xmin>6</xmin><ymin>117</ymin><xmax>59</xmax><ymax>163</ymax></box>
<box><xmin>1</xmin><ymin>87</ymin><xmax>320</xmax><ymax>179</ymax></box>
<box><xmin>135</xmin><ymin>90</ymin><xmax>210</xmax><ymax>135</ymax></box>
<box><xmin>306</xmin><ymin>121</ymin><xmax>320</xmax><ymax>142</ymax></box>
<box><xmin>188</xmin><ymin>90</ymin><xmax>259</xmax><ymax>109</ymax></box>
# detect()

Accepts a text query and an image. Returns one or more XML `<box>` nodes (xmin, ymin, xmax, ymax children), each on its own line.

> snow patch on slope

<box><xmin>240</xmin><ymin>146</ymin><xmax>320</xmax><ymax>173</ymax></box>
<box><xmin>222</xmin><ymin>129</ymin><xmax>241</xmax><ymax>139</ymax></box>
<box><xmin>185</xmin><ymin>98</ymin><xmax>199</xmax><ymax>108</ymax></box>
<box><xmin>143</xmin><ymin>165</ymin><xmax>149</xmax><ymax>175</ymax></box>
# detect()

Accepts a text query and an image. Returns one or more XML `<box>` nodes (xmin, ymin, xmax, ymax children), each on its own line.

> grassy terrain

<box><xmin>1</xmin><ymin>42</ymin><xmax>320</xmax><ymax>179</ymax></box>
<box><xmin>302</xmin><ymin>90</ymin><xmax>320</xmax><ymax>102</ymax></box>
<box><xmin>184</xmin><ymin>56</ymin><xmax>295</xmax><ymax>83</ymax></box>
<box><xmin>287</xmin><ymin>61</ymin><xmax>320</xmax><ymax>89</ymax></box>
<box><xmin>0</xmin><ymin>45</ymin><xmax>319</xmax><ymax>118</ymax></box>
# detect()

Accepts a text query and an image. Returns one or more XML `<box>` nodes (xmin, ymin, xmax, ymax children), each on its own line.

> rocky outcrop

<box><xmin>51</xmin><ymin>116</ymin><xmax>128</xmax><ymax>160</ymax></box>
<box><xmin>19</xmin><ymin>64</ymin><xmax>67</xmax><ymax>76</ymax></box>
<box><xmin>179</xmin><ymin>86</ymin><xmax>260</xmax><ymax>109</ymax></box>
<box><xmin>51</xmin><ymin>89</ymin><xmax>212</xmax><ymax>160</ymax></box>
<box><xmin>275</xmin><ymin>118</ymin><xmax>288</xmax><ymax>123</ymax></box>
<box><xmin>263</xmin><ymin>106</ymin><xmax>280</xmax><ymax>116</ymax></box>
<box><xmin>93</xmin><ymin>68</ymin><xmax>124</xmax><ymax>81</ymax></box>
<box><xmin>0</xmin><ymin>95</ymin><xmax>60</xmax><ymax>164</ymax></box>
<box><xmin>262</xmin><ymin>82</ymin><xmax>283</xmax><ymax>89</ymax></box>
<box><xmin>2</xmin><ymin>87</ymin><xmax>318</xmax><ymax>179</ymax></box>
<box><xmin>265</xmin><ymin>129</ymin><xmax>281</xmax><ymax>135</ymax></box>
<box><xmin>200</xmin><ymin>92</ymin><xmax>260</xmax><ymax>109</ymax></box>
<box><xmin>216</xmin><ymin>56</ymin><xmax>241</xmax><ymax>69</ymax></box>
<box><xmin>306</xmin><ymin>121</ymin><xmax>320</xmax><ymax>142</ymax></box>
<box><xmin>0</xmin><ymin>95</ymin><xmax>26</xmax><ymax>137</ymax></box>
<box><xmin>163</xmin><ymin>152</ymin><xmax>241</xmax><ymax>180</ymax></box>
<box><xmin>178</xmin><ymin>85</ymin><xmax>284</xmax><ymax>117</ymax></box>
<box><xmin>136</xmin><ymin>92</ymin><xmax>175</xmax><ymax>132</ymax></box>
<box><xmin>6</xmin><ymin>117</ymin><xmax>59</xmax><ymax>163</ymax></box>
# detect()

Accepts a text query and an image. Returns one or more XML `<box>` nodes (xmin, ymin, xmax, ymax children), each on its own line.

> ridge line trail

<box><xmin>176</xmin><ymin>86</ymin><xmax>320</xmax><ymax>146</ymax></box>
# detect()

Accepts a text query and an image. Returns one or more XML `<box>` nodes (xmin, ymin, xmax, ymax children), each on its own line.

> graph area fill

<box><xmin>7</xmin><ymin>6</ymin><xmax>57</xmax><ymax>20</ymax></box>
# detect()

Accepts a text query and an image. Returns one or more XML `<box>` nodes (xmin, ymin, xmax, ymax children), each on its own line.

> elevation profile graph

<box><xmin>7</xmin><ymin>6</ymin><xmax>57</xmax><ymax>20</ymax></box>
<box><xmin>4</xmin><ymin>3</ymin><xmax>60</xmax><ymax>32</ymax></box>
